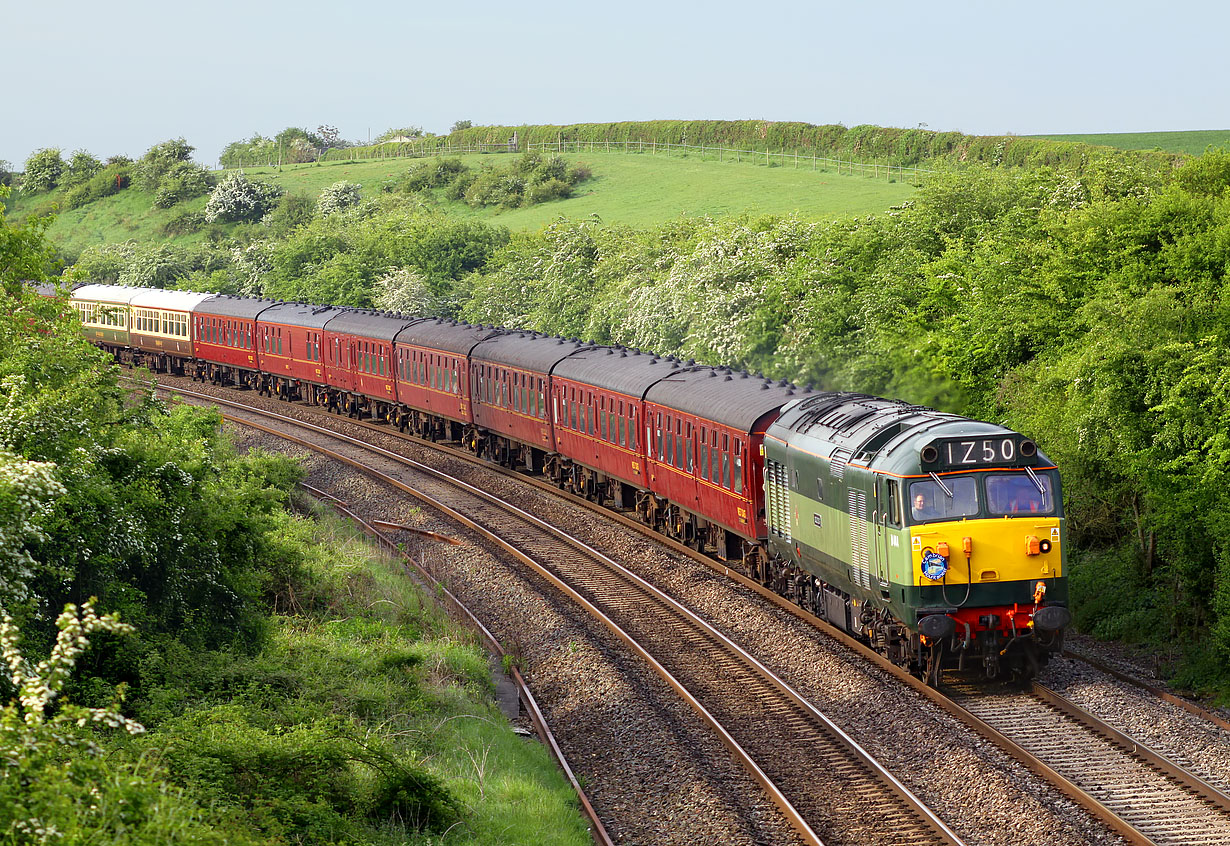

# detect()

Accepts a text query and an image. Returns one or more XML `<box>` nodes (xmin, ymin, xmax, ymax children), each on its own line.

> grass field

<box><xmin>11</xmin><ymin>150</ymin><xmax>917</xmax><ymax>257</ymax></box>
<box><xmin>1029</xmin><ymin>129</ymin><xmax>1230</xmax><ymax>156</ymax></box>
<box><xmin>247</xmin><ymin>150</ymin><xmax>917</xmax><ymax>228</ymax></box>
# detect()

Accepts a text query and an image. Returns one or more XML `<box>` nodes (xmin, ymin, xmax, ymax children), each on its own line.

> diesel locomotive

<box><xmin>54</xmin><ymin>282</ymin><xmax>1071</xmax><ymax>682</ymax></box>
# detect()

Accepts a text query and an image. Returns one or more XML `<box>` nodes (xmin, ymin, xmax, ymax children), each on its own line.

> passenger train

<box><xmin>53</xmin><ymin>282</ymin><xmax>1071</xmax><ymax>682</ymax></box>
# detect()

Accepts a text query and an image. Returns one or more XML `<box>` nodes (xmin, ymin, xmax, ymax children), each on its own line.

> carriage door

<box><xmin>872</xmin><ymin>476</ymin><xmax>896</xmax><ymax>588</ymax></box>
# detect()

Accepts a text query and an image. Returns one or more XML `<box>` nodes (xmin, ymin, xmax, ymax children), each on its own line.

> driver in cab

<box><xmin>912</xmin><ymin>493</ymin><xmax>934</xmax><ymax>521</ymax></box>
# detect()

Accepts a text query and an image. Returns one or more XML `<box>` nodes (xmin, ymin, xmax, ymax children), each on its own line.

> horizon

<box><xmin>6</xmin><ymin>0</ymin><xmax>1230</xmax><ymax>168</ymax></box>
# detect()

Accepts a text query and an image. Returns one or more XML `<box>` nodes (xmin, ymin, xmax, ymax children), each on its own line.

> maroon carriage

<box><xmin>643</xmin><ymin>368</ymin><xmax>806</xmax><ymax>560</ymax></box>
<box><xmin>321</xmin><ymin>310</ymin><xmax>418</xmax><ymax>421</ymax></box>
<box><xmin>254</xmin><ymin>302</ymin><xmax>345</xmax><ymax>403</ymax></box>
<box><xmin>191</xmin><ymin>295</ymin><xmax>277</xmax><ymax>388</ymax></box>
<box><xmin>468</xmin><ymin>332</ymin><xmax>587</xmax><ymax>471</ymax></box>
<box><xmin>550</xmin><ymin>346</ymin><xmax>682</xmax><ymax>506</ymax></box>
<box><xmin>392</xmin><ymin>320</ymin><xmax>502</xmax><ymax>441</ymax></box>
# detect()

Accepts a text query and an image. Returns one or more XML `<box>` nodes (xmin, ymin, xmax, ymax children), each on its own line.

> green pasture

<box><xmin>17</xmin><ymin>148</ymin><xmax>916</xmax><ymax>257</ymax></box>
<box><xmin>1030</xmin><ymin>129</ymin><xmax>1230</xmax><ymax>156</ymax></box>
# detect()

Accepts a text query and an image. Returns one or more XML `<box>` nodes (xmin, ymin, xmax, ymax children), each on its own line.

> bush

<box><xmin>22</xmin><ymin>148</ymin><xmax>64</xmax><ymax>193</ymax></box>
<box><xmin>63</xmin><ymin>162</ymin><xmax>132</xmax><ymax>209</ymax></box>
<box><xmin>204</xmin><ymin>172</ymin><xmax>284</xmax><ymax>223</ymax></box>
<box><xmin>316</xmin><ymin>181</ymin><xmax>362</xmax><ymax>216</ymax></box>
<box><xmin>160</xmin><ymin>208</ymin><xmax>206</xmax><ymax>236</ymax></box>
<box><xmin>527</xmin><ymin>177</ymin><xmax>573</xmax><ymax>204</ymax></box>
<box><xmin>136</xmin><ymin>138</ymin><xmax>194</xmax><ymax>193</ymax></box>
<box><xmin>264</xmin><ymin>194</ymin><xmax>316</xmax><ymax>237</ymax></box>
<box><xmin>153</xmin><ymin>162</ymin><xmax>215</xmax><ymax>209</ymax></box>
<box><xmin>62</xmin><ymin>150</ymin><xmax>102</xmax><ymax>188</ymax></box>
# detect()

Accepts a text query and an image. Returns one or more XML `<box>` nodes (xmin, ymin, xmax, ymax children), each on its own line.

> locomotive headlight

<box><xmin>1039</xmin><ymin>539</ymin><xmax>1052</xmax><ymax>554</ymax></box>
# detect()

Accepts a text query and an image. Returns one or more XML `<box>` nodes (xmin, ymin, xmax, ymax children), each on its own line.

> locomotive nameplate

<box><xmin>920</xmin><ymin>435</ymin><xmax>1037</xmax><ymax>471</ymax></box>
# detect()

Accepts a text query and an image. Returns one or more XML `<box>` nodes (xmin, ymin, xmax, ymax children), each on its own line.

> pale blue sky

<box><xmin>4</xmin><ymin>0</ymin><xmax>1226</xmax><ymax>168</ymax></box>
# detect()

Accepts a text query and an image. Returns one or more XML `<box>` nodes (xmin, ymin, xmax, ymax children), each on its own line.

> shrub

<box><xmin>160</xmin><ymin>208</ymin><xmax>206</xmax><ymax>236</ymax></box>
<box><xmin>62</xmin><ymin>162</ymin><xmax>132</xmax><ymax>209</ymax></box>
<box><xmin>62</xmin><ymin>150</ymin><xmax>102</xmax><ymax>188</ymax></box>
<box><xmin>316</xmin><ymin>181</ymin><xmax>362</xmax><ymax>216</ymax></box>
<box><xmin>204</xmin><ymin>172</ymin><xmax>284</xmax><ymax>223</ymax></box>
<box><xmin>136</xmin><ymin>138</ymin><xmax>194</xmax><ymax>193</ymax></box>
<box><xmin>22</xmin><ymin>148</ymin><xmax>64</xmax><ymax>193</ymax></box>
<box><xmin>527</xmin><ymin>177</ymin><xmax>573</xmax><ymax>204</ymax></box>
<box><xmin>153</xmin><ymin>162</ymin><xmax>215</xmax><ymax>209</ymax></box>
<box><xmin>264</xmin><ymin>194</ymin><xmax>316</xmax><ymax>237</ymax></box>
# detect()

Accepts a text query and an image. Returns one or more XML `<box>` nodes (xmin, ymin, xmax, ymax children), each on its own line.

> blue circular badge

<box><xmin>921</xmin><ymin>550</ymin><xmax>949</xmax><ymax>581</ymax></box>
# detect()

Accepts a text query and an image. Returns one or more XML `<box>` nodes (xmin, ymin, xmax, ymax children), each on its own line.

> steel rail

<box><xmin>296</xmin><ymin>481</ymin><xmax>615</xmax><ymax>846</ymax></box>
<box><xmin>163</xmin><ymin>382</ymin><xmax>968</xmax><ymax>846</ymax></box>
<box><xmin>148</xmin><ymin>374</ymin><xmax>1230</xmax><ymax>845</ymax></box>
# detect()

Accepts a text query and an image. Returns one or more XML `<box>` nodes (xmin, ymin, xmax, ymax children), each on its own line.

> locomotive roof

<box><xmin>71</xmin><ymin>284</ymin><xmax>148</xmax><ymax>304</ymax></box>
<box><xmin>394</xmin><ymin>319</ymin><xmax>503</xmax><ymax>355</ymax></box>
<box><xmin>129</xmin><ymin>289</ymin><xmax>216</xmax><ymax>311</ymax></box>
<box><xmin>644</xmin><ymin>367</ymin><xmax>807</xmax><ymax>434</ymax></box>
<box><xmin>323</xmin><ymin>309</ymin><xmax>420</xmax><ymax>342</ymax></box>
<box><xmin>257</xmin><ymin>301</ymin><xmax>349</xmax><ymax>330</ymax></box>
<box><xmin>553</xmin><ymin>346</ymin><xmax>684</xmax><ymax>398</ymax></box>
<box><xmin>470</xmin><ymin>331</ymin><xmax>588</xmax><ymax>374</ymax></box>
<box><xmin>195</xmin><ymin>294</ymin><xmax>280</xmax><ymax>320</ymax></box>
<box><xmin>768</xmin><ymin>393</ymin><xmax>1046</xmax><ymax>473</ymax></box>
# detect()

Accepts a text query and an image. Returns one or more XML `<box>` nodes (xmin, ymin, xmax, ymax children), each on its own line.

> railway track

<box><xmin>945</xmin><ymin>681</ymin><xmax>1230</xmax><ymax>846</ymax></box>
<box><xmin>162</xmin><ymin>382</ymin><xmax>964</xmax><ymax>846</ymax></box>
<box><xmin>149</xmin><ymin>375</ymin><xmax>1230</xmax><ymax>844</ymax></box>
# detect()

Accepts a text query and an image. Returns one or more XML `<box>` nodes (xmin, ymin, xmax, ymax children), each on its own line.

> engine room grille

<box><xmin>766</xmin><ymin>459</ymin><xmax>791</xmax><ymax>542</ymax></box>
<box><xmin>848</xmin><ymin>488</ymin><xmax>870</xmax><ymax>589</ymax></box>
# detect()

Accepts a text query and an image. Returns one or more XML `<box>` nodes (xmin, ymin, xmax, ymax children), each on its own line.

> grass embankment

<box><xmin>128</xmin><ymin>497</ymin><xmax>590</xmax><ymax>845</ymax></box>
<box><xmin>1029</xmin><ymin>129</ymin><xmax>1230</xmax><ymax>156</ymax></box>
<box><xmin>11</xmin><ymin>150</ymin><xmax>915</xmax><ymax>257</ymax></box>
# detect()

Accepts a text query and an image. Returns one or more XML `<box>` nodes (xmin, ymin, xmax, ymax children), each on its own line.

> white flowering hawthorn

<box><xmin>0</xmin><ymin>446</ymin><xmax>65</xmax><ymax>605</ymax></box>
<box><xmin>1</xmin><ymin>600</ymin><xmax>144</xmax><ymax>768</ymax></box>
<box><xmin>203</xmin><ymin>172</ymin><xmax>282</xmax><ymax>223</ymax></box>
<box><xmin>317</xmin><ymin>181</ymin><xmax>362</xmax><ymax>217</ymax></box>
<box><xmin>373</xmin><ymin>266</ymin><xmax>435</xmax><ymax>315</ymax></box>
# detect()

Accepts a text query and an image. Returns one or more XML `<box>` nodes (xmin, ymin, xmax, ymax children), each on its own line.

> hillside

<box><xmin>9</xmin><ymin>150</ymin><xmax>915</xmax><ymax>258</ymax></box>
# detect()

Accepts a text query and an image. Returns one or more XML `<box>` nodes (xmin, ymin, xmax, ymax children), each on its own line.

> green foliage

<box><xmin>395</xmin><ymin>154</ymin><xmax>589</xmax><ymax>211</ymax></box>
<box><xmin>62</xmin><ymin>150</ymin><xmax>102</xmax><ymax>188</ymax></box>
<box><xmin>0</xmin><ymin>188</ymin><xmax>59</xmax><ymax>290</ymax></box>
<box><xmin>450</xmin><ymin>120</ymin><xmax>473</xmax><ymax>133</ymax></box>
<box><xmin>63</xmin><ymin>162</ymin><xmax>132</xmax><ymax>210</ymax></box>
<box><xmin>136</xmin><ymin>138</ymin><xmax>194</xmax><ymax>193</ymax></box>
<box><xmin>219</xmin><ymin>134</ymin><xmax>276</xmax><ymax>169</ymax></box>
<box><xmin>21</xmin><ymin>149</ymin><xmax>65</xmax><ymax>194</ymax></box>
<box><xmin>263</xmin><ymin>193</ymin><xmax>316</xmax><ymax>237</ymax></box>
<box><xmin>153</xmin><ymin>161</ymin><xmax>215</xmax><ymax>209</ymax></box>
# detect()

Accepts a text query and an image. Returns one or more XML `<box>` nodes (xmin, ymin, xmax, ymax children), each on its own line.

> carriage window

<box><xmin>702</xmin><ymin>444</ymin><xmax>710</xmax><ymax>480</ymax></box>
<box><xmin>666</xmin><ymin>430</ymin><xmax>675</xmax><ymax>466</ymax></box>
<box><xmin>722</xmin><ymin>453</ymin><xmax>731</xmax><ymax>489</ymax></box>
<box><xmin>734</xmin><ymin>454</ymin><xmax>743</xmax><ymax>493</ymax></box>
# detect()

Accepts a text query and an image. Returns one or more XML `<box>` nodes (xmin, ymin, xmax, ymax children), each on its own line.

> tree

<box><xmin>316</xmin><ymin>124</ymin><xmax>347</xmax><ymax>150</ymax></box>
<box><xmin>204</xmin><ymin>172</ymin><xmax>284</xmax><ymax>223</ymax></box>
<box><xmin>0</xmin><ymin>187</ymin><xmax>58</xmax><ymax>292</ymax></box>
<box><xmin>450</xmin><ymin>120</ymin><xmax>473</xmax><ymax>133</ymax></box>
<box><xmin>274</xmin><ymin>127</ymin><xmax>324</xmax><ymax>164</ymax></box>
<box><xmin>21</xmin><ymin>149</ymin><xmax>65</xmax><ymax>193</ymax></box>
<box><xmin>62</xmin><ymin>150</ymin><xmax>102</xmax><ymax>188</ymax></box>
<box><xmin>136</xmin><ymin>138</ymin><xmax>194</xmax><ymax>193</ymax></box>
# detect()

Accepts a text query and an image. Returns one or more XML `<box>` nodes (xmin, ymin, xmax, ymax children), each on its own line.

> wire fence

<box><xmin>232</xmin><ymin>138</ymin><xmax>934</xmax><ymax>184</ymax></box>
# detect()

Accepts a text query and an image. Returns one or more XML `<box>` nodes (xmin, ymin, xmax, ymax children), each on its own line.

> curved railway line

<box><xmin>148</xmin><ymin>375</ymin><xmax>1230</xmax><ymax>845</ymax></box>
<box><xmin>160</xmin><ymin>380</ymin><xmax>965</xmax><ymax>846</ymax></box>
